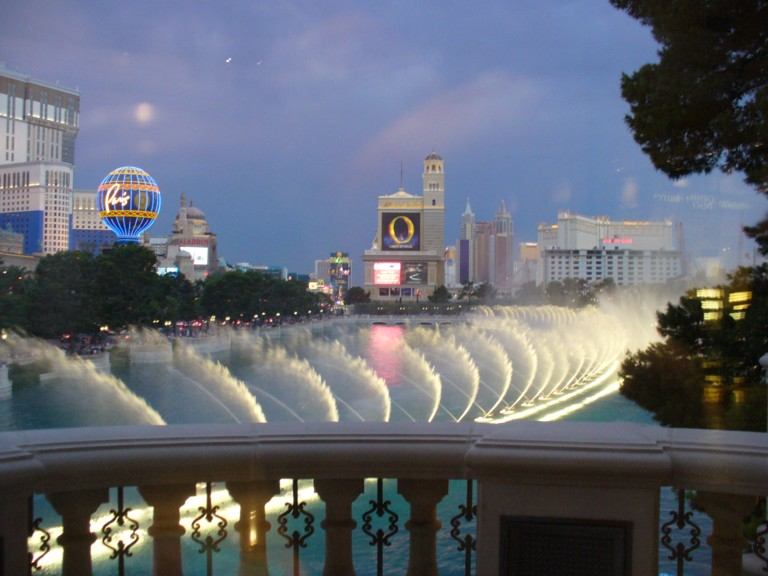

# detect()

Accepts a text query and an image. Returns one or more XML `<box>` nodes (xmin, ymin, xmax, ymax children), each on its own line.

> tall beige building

<box><xmin>0</xmin><ymin>66</ymin><xmax>79</xmax><ymax>254</ymax></box>
<box><xmin>363</xmin><ymin>153</ymin><xmax>445</xmax><ymax>301</ymax></box>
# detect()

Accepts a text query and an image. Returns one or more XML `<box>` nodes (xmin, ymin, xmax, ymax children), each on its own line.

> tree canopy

<box><xmin>0</xmin><ymin>246</ymin><xmax>322</xmax><ymax>337</ymax></box>
<box><xmin>611</xmin><ymin>0</ymin><xmax>768</xmax><ymax>250</ymax></box>
<box><xmin>620</xmin><ymin>264</ymin><xmax>768</xmax><ymax>430</ymax></box>
<box><xmin>428</xmin><ymin>285</ymin><xmax>451</xmax><ymax>303</ymax></box>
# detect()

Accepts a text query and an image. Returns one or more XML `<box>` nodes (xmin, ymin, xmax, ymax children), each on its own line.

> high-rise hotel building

<box><xmin>0</xmin><ymin>66</ymin><xmax>79</xmax><ymax>254</ymax></box>
<box><xmin>537</xmin><ymin>211</ymin><xmax>684</xmax><ymax>286</ymax></box>
<box><xmin>363</xmin><ymin>153</ymin><xmax>445</xmax><ymax>301</ymax></box>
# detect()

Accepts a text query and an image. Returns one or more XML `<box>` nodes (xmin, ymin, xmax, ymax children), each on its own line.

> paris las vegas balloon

<box><xmin>98</xmin><ymin>166</ymin><xmax>161</xmax><ymax>244</ymax></box>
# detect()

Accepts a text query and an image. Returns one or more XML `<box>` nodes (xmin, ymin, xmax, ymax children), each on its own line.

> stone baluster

<box><xmin>0</xmin><ymin>492</ymin><xmax>31</xmax><ymax>575</ymax></box>
<box><xmin>139</xmin><ymin>483</ymin><xmax>195</xmax><ymax>576</ymax></box>
<box><xmin>398</xmin><ymin>479</ymin><xmax>449</xmax><ymax>576</ymax></box>
<box><xmin>227</xmin><ymin>479</ymin><xmax>280</xmax><ymax>576</ymax></box>
<box><xmin>48</xmin><ymin>489</ymin><xmax>109</xmax><ymax>576</ymax></box>
<box><xmin>314</xmin><ymin>478</ymin><xmax>364</xmax><ymax>576</ymax></box>
<box><xmin>697</xmin><ymin>491</ymin><xmax>757</xmax><ymax>576</ymax></box>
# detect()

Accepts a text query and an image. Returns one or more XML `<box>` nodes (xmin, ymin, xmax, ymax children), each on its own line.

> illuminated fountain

<box><xmin>1</xmin><ymin>294</ymin><xmax>666</xmax><ymax>430</ymax></box>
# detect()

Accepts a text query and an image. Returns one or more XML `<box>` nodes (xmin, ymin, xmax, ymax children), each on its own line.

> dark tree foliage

<box><xmin>545</xmin><ymin>279</ymin><xmax>596</xmax><ymax>307</ymax></box>
<box><xmin>620</xmin><ymin>341</ymin><xmax>707</xmax><ymax>427</ymax></box>
<box><xmin>200</xmin><ymin>270</ymin><xmax>319</xmax><ymax>320</ymax></box>
<box><xmin>26</xmin><ymin>251</ymin><xmax>99</xmax><ymax>337</ymax></box>
<box><xmin>2</xmin><ymin>246</ymin><xmax>201</xmax><ymax>336</ymax></box>
<box><xmin>428</xmin><ymin>285</ymin><xmax>452</xmax><ymax>303</ymax></box>
<box><xmin>611</xmin><ymin>0</ymin><xmax>768</xmax><ymax>251</ymax></box>
<box><xmin>473</xmin><ymin>282</ymin><xmax>497</xmax><ymax>303</ymax></box>
<box><xmin>344</xmin><ymin>286</ymin><xmax>370</xmax><ymax>305</ymax></box>
<box><xmin>620</xmin><ymin>264</ymin><xmax>768</xmax><ymax>430</ymax></box>
<box><xmin>94</xmin><ymin>245</ymin><xmax>172</xmax><ymax>329</ymax></box>
<box><xmin>0</xmin><ymin>265</ymin><xmax>31</xmax><ymax>331</ymax></box>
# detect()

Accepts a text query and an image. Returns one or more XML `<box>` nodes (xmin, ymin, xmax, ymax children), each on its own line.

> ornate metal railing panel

<box><xmin>276</xmin><ymin>478</ymin><xmax>315</xmax><ymax>576</ymax></box>
<box><xmin>190</xmin><ymin>482</ymin><xmax>229</xmax><ymax>576</ymax></box>
<box><xmin>27</xmin><ymin>495</ymin><xmax>52</xmax><ymax>573</ymax></box>
<box><xmin>99</xmin><ymin>486</ymin><xmax>141</xmax><ymax>576</ymax></box>
<box><xmin>660</xmin><ymin>488</ymin><xmax>703</xmax><ymax>576</ymax></box>
<box><xmin>361</xmin><ymin>477</ymin><xmax>400</xmax><ymax>576</ymax></box>
<box><xmin>754</xmin><ymin>518</ymin><xmax>768</xmax><ymax>573</ymax></box>
<box><xmin>449</xmin><ymin>478</ymin><xmax>477</xmax><ymax>576</ymax></box>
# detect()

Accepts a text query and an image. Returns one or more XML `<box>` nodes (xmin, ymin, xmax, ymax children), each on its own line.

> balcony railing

<box><xmin>0</xmin><ymin>422</ymin><xmax>766</xmax><ymax>576</ymax></box>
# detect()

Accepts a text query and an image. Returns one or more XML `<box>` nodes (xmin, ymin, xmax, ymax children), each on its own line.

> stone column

<box><xmin>398</xmin><ymin>479</ymin><xmax>448</xmax><ymax>576</ymax></box>
<box><xmin>697</xmin><ymin>491</ymin><xmax>757</xmax><ymax>576</ymax></box>
<box><xmin>226</xmin><ymin>479</ymin><xmax>280</xmax><ymax>576</ymax></box>
<box><xmin>0</xmin><ymin>492</ymin><xmax>32</xmax><ymax>575</ymax></box>
<box><xmin>314</xmin><ymin>478</ymin><xmax>363</xmax><ymax>576</ymax></box>
<box><xmin>48</xmin><ymin>489</ymin><xmax>109</xmax><ymax>576</ymax></box>
<box><xmin>139</xmin><ymin>483</ymin><xmax>195</xmax><ymax>576</ymax></box>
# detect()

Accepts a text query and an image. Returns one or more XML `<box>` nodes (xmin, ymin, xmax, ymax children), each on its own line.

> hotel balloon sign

<box><xmin>98</xmin><ymin>166</ymin><xmax>161</xmax><ymax>244</ymax></box>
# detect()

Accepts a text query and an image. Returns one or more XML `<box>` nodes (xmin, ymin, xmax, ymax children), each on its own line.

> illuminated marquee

<box><xmin>373</xmin><ymin>262</ymin><xmax>401</xmax><ymax>286</ymax></box>
<box><xmin>402</xmin><ymin>262</ymin><xmax>427</xmax><ymax>285</ymax></box>
<box><xmin>180</xmin><ymin>246</ymin><xmax>209</xmax><ymax>266</ymax></box>
<box><xmin>381</xmin><ymin>213</ymin><xmax>420</xmax><ymax>251</ymax></box>
<box><xmin>602</xmin><ymin>237</ymin><xmax>633</xmax><ymax>245</ymax></box>
<box><xmin>98</xmin><ymin>166</ymin><xmax>161</xmax><ymax>244</ymax></box>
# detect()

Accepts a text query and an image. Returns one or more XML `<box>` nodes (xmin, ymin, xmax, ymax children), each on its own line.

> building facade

<box><xmin>537</xmin><ymin>212</ymin><xmax>683</xmax><ymax>286</ymax></box>
<box><xmin>0</xmin><ymin>67</ymin><xmax>79</xmax><ymax>255</ymax></box>
<box><xmin>456</xmin><ymin>199</ymin><xmax>515</xmax><ymax>293</ymax></box>
<box><xmin>70</xmin><ymin>190</ymin><xmax>114</xmax><ymax>254</ymax></box>
<box><xmin>328</xmin><ymin>252</ymin><xmax>351</xmax><ymax>302</ymax></box>
<box><xmin>363</xmin><ymin>153</ymin><xmax>445</xmax><ymax>301</ymax></box>
<box><xmin>148</xmin><ymin>193</ymin><xmax>220</xmax><ymax>282</ymax></box>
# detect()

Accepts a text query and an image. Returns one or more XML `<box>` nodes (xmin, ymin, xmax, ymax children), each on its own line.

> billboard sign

<box><xmin>373</xmin><ymin>262</ymin><xmax>401</xmax><ymax>285</ymax></box>
<box><xmin>402</xmin><ymin>262</ymin><xmax>427</xmax><ymax>285</ymax></box>
<box><xmin>382</xmin><ymin>213</ymin><xmax>420</xmax><ymax>251</ymax></box>
<box><xmin>180</xmin><ymin>246</ymin><xmax>209</xmax><ymax>265</ymax></box>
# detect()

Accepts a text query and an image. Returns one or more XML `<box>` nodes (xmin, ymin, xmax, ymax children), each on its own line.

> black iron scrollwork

<box><xmin>29</xmin><ymin>516</ymin><xmax>52</xmax><ymax>572</ymax></box>
<box><xmin>101</xmin><ymin>486</ymin><xmax>141</xmax><ymax>576</ymax></box>
<box><xmin>190</xmin><ymin>482</ymin><xmax>229</xmax><ymax>576</ymax></box>
<box><xmin>660</xmin><ymin>489</ymin><xmax>702</xmax><ymax>576</ymax></box>
<box><xmin>450</xmin><ymin>479</ymin><xmax>477</xmax><ymax>576</ymax></box>
<box><xmin>754</xmin><ymin>520</ymin><xmax>767</xmax><ymax>573</ymax></box>
<box><xmin>276</xmin><ymin>479</ymin><xmax>315</xmax><ymax>576</ymax></box>
<box><xmin>361</xmin><ymin>478</ymin><xmax>400</xmax><ymax>576</ymax></box>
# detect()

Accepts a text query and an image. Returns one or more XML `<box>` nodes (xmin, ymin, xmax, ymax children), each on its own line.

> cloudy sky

<box><xmin>1</xmin><ymin>0</ymin><xmax>764</xmax><ymax>279</ymax></box>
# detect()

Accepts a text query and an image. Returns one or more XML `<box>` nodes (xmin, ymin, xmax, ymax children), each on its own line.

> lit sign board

<box><xmin>602</xmin><ymin>237</ymin><xmax>633</xmax><ymax>245</ymax></box>
<box><xmin>157</xmin><ymin>266</ymin><xmax>179</xmax><ymax>276</ymax></box>
<box><xmin>180</xmin><ymin>246</ymin><xmax>209</xmax><ymax>265</ymax></box>
<box><xmin>403</xmin><ymin>262</ymin><xmax>427</xmax><ymax>285</ymax></box>
<box><xmin>373</xmin><ymin>262</ymin><xmax>401</xmax><ymax>286</ymax></box>
<box><xmin>382</xmin><ymin>213</ymin><xmax>420</xmax><ymax>251</ymax></box>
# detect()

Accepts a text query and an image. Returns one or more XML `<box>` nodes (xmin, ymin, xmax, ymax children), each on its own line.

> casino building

<box><xmin>148</xmin><ymin>193</ymin><xmax>220</xmax><ymax>282</ymax></box>
<box><xmin>537</xmin><ymin>211</ymin><xmax>684</xmax><ymax>286</ymax></box>
<box><xmin>0</xmin><ymin>66</ymin><xmax>79</xmax><ymax>255</ymax></box>
<box><xmin>363</xmin><ymin>153</ymin><xmax>445</xmax><ymax>301</ymax></box>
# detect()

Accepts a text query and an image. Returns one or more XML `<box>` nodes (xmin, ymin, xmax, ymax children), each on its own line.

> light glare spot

<box><xmin>134</xmin><ymin>102</ymin><xmax>155</xmax><ymax>125</ymax></box>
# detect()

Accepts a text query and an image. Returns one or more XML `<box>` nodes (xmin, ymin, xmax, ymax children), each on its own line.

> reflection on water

<box><xmin>366</xmin><ymin>325</ymin><xmax>405</xmax><ymax>387</ymax></box>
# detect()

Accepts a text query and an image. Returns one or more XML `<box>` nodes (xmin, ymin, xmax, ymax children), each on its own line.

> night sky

<box><xmin>1</xmin><ymin>0</ymin><xmax>764</xmax><ymax>281</ymax></box>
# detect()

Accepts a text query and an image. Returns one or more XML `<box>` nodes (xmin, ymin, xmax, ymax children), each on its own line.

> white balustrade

<box><xmin>0</xmin><ymin>422</ymin><xmax>765</xmax><ymax>576</ymax></box>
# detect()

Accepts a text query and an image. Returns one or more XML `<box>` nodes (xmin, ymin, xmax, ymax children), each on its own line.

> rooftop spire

<box><xmin>463</xmin><ymin>198</ymin><xmax>474</xmax><ymax>215</ymax></box>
